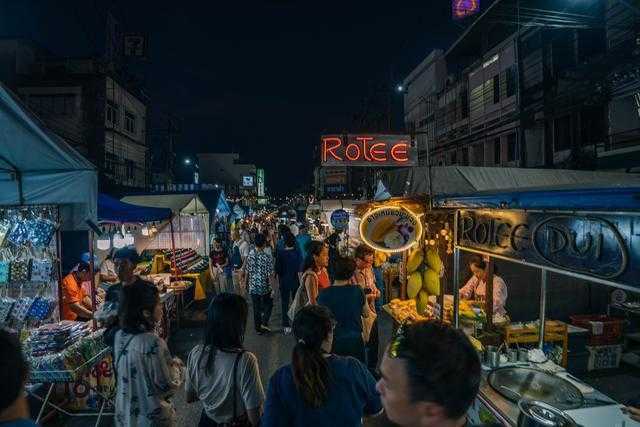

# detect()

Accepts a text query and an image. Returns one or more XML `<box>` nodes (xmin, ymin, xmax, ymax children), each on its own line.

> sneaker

<box><xmin>260</xmin><ymin>325</ymin><xmax>272</xmax><ymax>334</ymax></box>
<box><xmin>283</xmin><ymin>327</ymin><xmax>292</xmax><ymax>335</ymax></box>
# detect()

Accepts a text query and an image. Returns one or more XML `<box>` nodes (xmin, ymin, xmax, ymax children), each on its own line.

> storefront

<box><xmin>433</xmin><ymin>186</ymin><xmax>640</xmax><ymax>426</ymax></box>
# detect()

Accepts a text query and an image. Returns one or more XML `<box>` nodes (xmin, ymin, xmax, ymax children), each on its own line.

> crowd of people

<box><xmin>3</xmin><ymin>215</ymin><xmax>640</xmax><ymax>426</ymax></box>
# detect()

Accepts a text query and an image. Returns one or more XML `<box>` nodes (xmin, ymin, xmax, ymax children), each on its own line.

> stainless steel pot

<box><xmin>517</xmin><ymin>400</ymin><xmax>581</xmax><ymax>427</ymax></box>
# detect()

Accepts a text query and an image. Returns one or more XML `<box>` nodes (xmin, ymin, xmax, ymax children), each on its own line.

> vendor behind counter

<box><xmin>460</xmin><ymin>256</ymin><xmax>508</xmax><ymax>321</ymax></box>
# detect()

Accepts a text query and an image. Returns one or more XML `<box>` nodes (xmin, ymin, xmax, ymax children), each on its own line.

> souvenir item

<box><xmin>0</xmin><ymin>297</ymin><xmax>15</xmax><ymax>322</ymax></box>
<box><xmin>0</xmin><ymin>221</ymin><xmax>10</xmax><ymax>247</ymax></box>
<box><xmin>7</xmin><ymin>220</ymin><xmax>30</xmax><ymax>246</ymax></box>
<box><xmin>30</xmin><ymin>258</ymin><xmax>53</xmax><ymax>283</ymax></box>
<box><xmin>11</xmin><ymin>296</ymin><xmax>34</xmax><ymax>322</ymax></box>
<box><xmin>10</xmin><ymin>257</ymin><xmax>31</xmax><ymax>283</ymax></box>
<box><xmin>27</xmin><ymin>297</ymin><xmax>54</xmax><ymax>321</ymax></box>
<box><xmin>0</xmin><ymin>249</ymin><xmax>10</xmax><ymax>284</ymax></box>
<box><xmin>29</xmin><ymin>218</ymin><xmax>57</xmax><ymax>247</ymax></box>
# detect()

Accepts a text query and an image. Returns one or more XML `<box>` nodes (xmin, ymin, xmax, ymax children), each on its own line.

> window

<box><xmin>29</xmin><ymin>94</ymin><xmax>76</xmax><ymax>115</ymax></box>
<box><xmin>125</xmin><ymin>159</ymin><xmax>136</xmax><ymax>180</ymax></box>
<box><xmin>450</xmin><ymin>150</ymin><xmax>457</xmax><ymax>165</ymax></box>
<box><xmin>494</xmin><ymin>138</ymin><xmax>501</xmax><ymax>165</ymax></box>
<box><xmin>104</xmin><ymin>152</ymin><xmax>118</xmax><ymax>174</ymax></box>
<box><xmin>461</xmin><ymin>148</ymin><xmax>469</xmax><ymax>165</ymax></box>
<box><xmin>507</xmin><ymin>133</ymin><xmax>518</xmax><ymax>161</ymax></box>
<box><xmin>106</xmin><ymin>101</ymin><xmax>119</xmax><ymax>126</ymax></box>
<box><xmin>473</xmin><ymin>143</ymin><xmax>484</xmax><ymax>166</ymax></box>
<box><xmin>493</xmin><ymin>75</ymin><xmax>500</xmax><ymax>104</ymax></box>
<box><xmin>506</xmin><ymin>67</ymin><xmax>516</xmax><ymax>98</ymax></box>
<box><xmin>124</xmin><ymin>110</ymin><xmax>136</xmax><ymax>134</ymax></box>
<box><xmin>554</xmin><ymin>115</ymin><xmax>572</xmax><ymax>152</ymax></box>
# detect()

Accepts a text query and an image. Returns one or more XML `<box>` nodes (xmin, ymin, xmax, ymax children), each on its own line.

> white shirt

<box><xmin>185</xmin><ymin>346</ymin><xmax>265</xmax><ymax>423</ymax></box>
<box><xmin>460</xmin><ymin>274</ymin><xmax>508</xmax><ymax>316</ymax></box>
<box><xmin>100</xmin><ymin>259</ymin><xmax>116</xmax><ymax>278</ymax></box>
<box><xmin>238</xmin><ymin>240</ymin><xmax>251</xmax><ymax>260</ymax></box>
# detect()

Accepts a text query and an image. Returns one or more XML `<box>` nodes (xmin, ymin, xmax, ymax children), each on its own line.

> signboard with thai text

<box><xmin>360</xmin><ymin>206</ymin><xmax>422</xmax><ymax>253</ymax></box>
<box><xmin>452</xmin><ymin>0</ymin><xmax>480</xmax><ymax>20</ymax></box>
<box><xmin>321</xmin><ymin>134</ymin><xmax>416</xmax><ymax>167</ymax></box>
<box><xmin>456</xmin><ymin>210</ymin><xmax>639</xmax><ymax>287</ymax></box>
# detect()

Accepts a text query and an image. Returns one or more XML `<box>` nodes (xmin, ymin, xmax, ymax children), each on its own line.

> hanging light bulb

<box><xmin>141</xmin><ymin>226</ymin><xmax>150</xmax><ymax>236</ymax></box>
<box><xmin>113</xmin><ymin>233</ymin><xmax>127</xmax><ymax>249</ymax></box>
<box><xmin>440</xmin><ymin>229</ymin><xmax>448</xmax><ymax>236</ymax></box>
<box><xmin>97</xmin><ymin>236</ymin><xmax>111</xmax><ymax>251</ymax></box>
<box><xmin>429</xmin><ymin>239</ymin><xmax>436</xmax><ymax>246</ymax></box>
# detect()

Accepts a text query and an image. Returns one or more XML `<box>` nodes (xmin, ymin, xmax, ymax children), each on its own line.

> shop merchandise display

<box><xmin>406</xmin><ymin>246</ymin><xmax>443</xmax><ymax>314</ymax></box>
<box><xmin>163</xmin><ymin>248</ymin><xmax>209</xmax><ymax>273</ymax></box>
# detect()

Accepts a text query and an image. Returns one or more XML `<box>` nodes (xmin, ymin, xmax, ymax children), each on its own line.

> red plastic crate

<box><xmin>570</xmin><ymin>315</ymin><xmax>624</xmax><ymax>346</ymax></box>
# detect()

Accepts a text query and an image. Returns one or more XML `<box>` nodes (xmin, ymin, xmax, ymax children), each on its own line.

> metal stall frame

<box><xmin>451</xmin><ymin>208</ymin><xmax>640</xmax><ymax>348</ymax></box>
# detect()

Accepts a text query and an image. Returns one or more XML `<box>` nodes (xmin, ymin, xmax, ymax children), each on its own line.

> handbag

<box><xmin>7</xmin><ymin>220</ymin><xmax>30</xmax><ymax>246</ymax></box>
<box><xmin>27</xmin><ymin>296</ymin><xmax>54</xmax><ymax>321</ymax></box>
<box><xmin>10</xmin><ymin>248</ymin><xmax>31</xmax><ymax>283</ymax></box>
<box><xmin>287</xmin><ymin>271</ymin><xmax>317</xmax><ymax>322</ymax></box>
<box><xmin>11</xmin><ymin>296</ymin><xmax>34</xmax><ymax>322</ymax></box>
<box><xmin>28</xmin><ymin>217</ymin><xmax>57</xmax><ymax>247</ymax></box>
<box><xmin>30</xmin><ymin>258</ymin><xmax>53</xmax><ymax>283</ymax></box>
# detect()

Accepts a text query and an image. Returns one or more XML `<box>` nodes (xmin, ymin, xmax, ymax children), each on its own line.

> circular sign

<box><xmin>359</xmin><ymin>206</ymin><xmax>422</xmax><ymax>253</ymax></box>
<box><xmin>330</xmin><ymin>209</ymin><xmax>350</xmax><ymax>231</ymax></box>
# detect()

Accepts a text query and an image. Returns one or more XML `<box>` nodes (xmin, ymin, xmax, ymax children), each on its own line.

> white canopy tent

<box><xmin>0</xmin><ymin>83</ymin><xmax>97</xmax><ymax>229</ymax></box>
<box><xmin>121</xmin><ymin>194</ymin><xmax>210</xmax><ymax>255</ymax></box>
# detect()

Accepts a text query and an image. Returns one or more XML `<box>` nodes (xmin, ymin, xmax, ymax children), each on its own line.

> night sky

<box><xmin>0</xmin><ymin>1</ymin><xmax>462</xmax><ymax>193</ymax></box>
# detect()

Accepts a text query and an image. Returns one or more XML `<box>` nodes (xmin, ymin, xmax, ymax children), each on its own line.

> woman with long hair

<box><xmin>186</xmin><ymin>293</ymin><xmax>265</xmax><ymax>426</ymax></box>
<box><xmin>262</xmin><ymin>305</ymin><xmax>381</xmax><ymax>426</ymax></box>
<box><xmin>114</xmin><ymin>284</ymin><xmax>184</xmax><ymax>427</ymax></box>
<box><xmin>300</xmin><ymin>241</ymin><xmax>330</xmax><ymax>305</ymax></box>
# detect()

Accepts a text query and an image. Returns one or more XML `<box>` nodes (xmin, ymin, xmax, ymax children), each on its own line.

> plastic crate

<box><xmin>586</xmin><ymin>344</ymin><xmax>622</xmax><ymax>371</ymax></box>
<box><xmin>570</xmin><ymin>315</ymin><xmax>624</xmax><ymax>345</ymax></box>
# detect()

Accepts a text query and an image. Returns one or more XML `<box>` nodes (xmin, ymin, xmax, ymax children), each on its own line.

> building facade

<box><xmin>403</xmin><ymin>0</ymin><xmax>638</xmax><ymax>172</ymax></box>
<box><xmin>197</xmin><ymin>153</ymin><xmax>257</xmax><ymax>197</ymax></box>
<box><xmin>0</xmin><ymin>39</ymin><xmax>150</xmax><ymax>190</ymax></box>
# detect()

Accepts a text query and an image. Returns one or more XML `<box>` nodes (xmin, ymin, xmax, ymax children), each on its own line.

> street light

<box><xmin>184</xmin><ymin>158</ymin><xmax>192</xmax><ymax>165</ymax></box>
<box><xmin>396</xmin><ymin>84</ymin><xmax>404</xmax><ymax>93</ymax></box>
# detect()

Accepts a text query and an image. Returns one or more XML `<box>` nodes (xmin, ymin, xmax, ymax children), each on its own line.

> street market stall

<box><xmin>121</xmin><ymin>193</ymin><xmax>210</xmax><ymax>301</ymax></box>
<box><xmin>0</xmin><ymin>83</ymin><xmax>109</xmax><ymax>424</ymax></box>
<box><xmin>432</xmin><ymin>186</ymin><xmax>640</xmax><ymax>426</ymax></box>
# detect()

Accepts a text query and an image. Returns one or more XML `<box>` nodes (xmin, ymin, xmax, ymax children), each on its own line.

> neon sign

<box><xmin>321</xmin><ymin>134</ymin><xmax>416</xmax><ymax>167</ymax></box>
<box><xmin>452</xmin><ymin>0</ymin><xmax>480</xmax><ymax>20</ymax></box>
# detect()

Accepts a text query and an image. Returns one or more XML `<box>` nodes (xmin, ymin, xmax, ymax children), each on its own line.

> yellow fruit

<box><xmin>374</xmin><ymin>251</ymin><xmax>388</xmax><ymax>267</ymax></box>
<box><xmin>407</xmin><ymin>272</ymin><xmax>422</xmax><ymax>299</ymax></box>
<box><xmin>423</xmin><ymin>268</ymin><xmax>440</xmax><ymax>296</ymax></box>
<box><xmin>406</xmin><ymin>247</ymin><xmax>424</xmax><ymax>273</ymax></box>
<box><xmin>425</xmin><ymin>248</ymin><xmax>443</xmax><ymax>272</ymax></box>
<box><xmin>417</xmin><ymin>290</ymin><xmax>429</xmax><ymax>315</ymax></box>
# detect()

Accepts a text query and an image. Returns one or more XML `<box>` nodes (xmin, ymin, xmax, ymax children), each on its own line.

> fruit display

<box><xmin>386</xmin><ymin>298</ymin><xmax>430</xmax><ymax>324</ymax></box>
<box><xmin>404</xmin><ymin>246</ymin><xmax>443</xmax><ymax>311</ymax></box>
<box><xmin>443</xmin><ymin>298</ymin><xmax>487</xmax><ymax>323</ymax></box>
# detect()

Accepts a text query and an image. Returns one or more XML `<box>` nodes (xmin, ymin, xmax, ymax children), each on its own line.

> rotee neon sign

<box><xmin>321</xmin><ymin>134</ymin><xmax>416</xmax><ymax>167</ymax></box>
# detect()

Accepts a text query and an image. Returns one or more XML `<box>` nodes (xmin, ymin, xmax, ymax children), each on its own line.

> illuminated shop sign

<box><xmin>321</xmin><ymin>134</ymin><xmax>416</xmax><ymax>167</ymax></box>
<box><xmin>456</xmin><ymin>210</ymin><xmax>638</xmax><ymax>286</ymax></box>
<box><xmin>360</xmin><ymin>206</ymin><xmax>422</xmax><ymax>253</ymax></box>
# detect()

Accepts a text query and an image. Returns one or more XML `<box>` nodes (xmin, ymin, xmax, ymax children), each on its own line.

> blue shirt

<box><xmin>262</xmin><ymin>355</ymin><xmax>381</xmax><ymax>427</ymax></box>
<box><xmin>275</xmin><ymin>247</ymin><xmax>301</xmax><ymax>290</ymax></box>
<box><xmin>318</xmin><ymin>286</ymin><xmax>364</xmax><ymax>338</ymax></box>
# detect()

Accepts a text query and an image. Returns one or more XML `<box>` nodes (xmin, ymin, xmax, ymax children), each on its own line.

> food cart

<box><xmin>433</xmin><ymin>185</ymin><xmax>640</xmax><ymax>426</ymax></box>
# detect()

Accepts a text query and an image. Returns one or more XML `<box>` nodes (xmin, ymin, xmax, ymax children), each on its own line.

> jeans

<box><xmin>251</xmin><ymin>293</ymin><xmax>273</xmax><ymax>331</ymax></box>
<box><xmin>366</xmin><ymin>318</ymin><xmax>379</xmax><ymax>373</ymax></box>
<box><xmin>280</xmin><ymin>286</ymin><xmax>297</xmax><ymax>327</ymax></box>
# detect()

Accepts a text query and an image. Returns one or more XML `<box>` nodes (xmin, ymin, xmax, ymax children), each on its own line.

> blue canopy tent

<box><xmin>98</xmin><ymin>193</ymin><xmax>173</xmax><ymax>223</ymax></box>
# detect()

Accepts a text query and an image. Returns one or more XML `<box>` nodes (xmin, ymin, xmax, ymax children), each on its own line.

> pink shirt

<box><xmin>460</xmin><ymin>275</ymin><xmax>508</xmax><ymax>316</ymax></box>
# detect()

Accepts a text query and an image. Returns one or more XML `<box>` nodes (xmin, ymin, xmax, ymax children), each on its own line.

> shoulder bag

<box><xmin>361</xmin><ymin>297</ymin><xmax>377</xmax><ymax>343</ymax></box>
<box><xmin>287</xmin><ymin>270</ymin><xmax>317</xmax><ymax>322</ymax></box>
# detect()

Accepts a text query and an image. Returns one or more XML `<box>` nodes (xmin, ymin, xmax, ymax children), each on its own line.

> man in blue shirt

<box><xmin>295</xmin><ymin>223</ymin><xmax>311</xmax><ymax>266</ymax></box>
<box><xmin>0</xmin><ymin>329</ymin><xmax>38</xmax><ymax>427</ymax></box>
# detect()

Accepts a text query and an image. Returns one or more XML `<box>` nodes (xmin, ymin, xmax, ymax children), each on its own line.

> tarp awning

<box><xmin>0</xmin><ymin>83</ymin><xmax>97</xmax><ymax>229</ymax></box>
<box><xmin>434</xmin><ymin>186</ymin><xmax>640</xmax><ymax>211</ymax></box>
<box><xmin>121</xmin><ymin>194</ymin><xmax>208</xmax><ymax>215</ymax></box>
<box><xmin>98</xmin><ymin>194</ymin><xmax>173</xmax><ymax>223</ymax></box>
<box><xmin>382</xmin><ymin>166</ymin><xmax>640</xmax><ymax>197</ymax></box>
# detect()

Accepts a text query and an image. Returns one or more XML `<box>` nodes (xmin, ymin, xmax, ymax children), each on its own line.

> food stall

<box><xmin>433</xmin><ymin>185</ymin><xmax>640</xmax><ymax>426</ymax></box>
<box><xmin>0</xmin><ymin>83</ymin><xmax>111</xmax><ymax>424</ymax></box>
<box><xmin>121</xmin><ymin>193</ymin><xmax>211</xmax><ymax>301</ymax></box>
